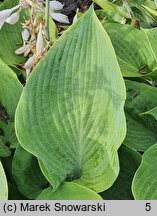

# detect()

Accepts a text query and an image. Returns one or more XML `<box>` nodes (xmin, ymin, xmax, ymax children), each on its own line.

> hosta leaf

<box><xmin>0</xmin><ymin>161</ymin><xmax>8</xmax><ymax>200</ymax></box>
<box><xmin>100</xmin><ymin>145</ymin><xmax>141</xmax><ymax>200</ymax></box>
<box><xmin>131</xmin><ymin>0</ymin><xmax>157</xmax><ymax>28</ymax></box>
<box><xmin>8</xmin><ymin>182</ymin><xmax>28</xmax><ymax>200</ymax></box>
<box><xmin>123</xmin><ymin>80</ymin><xmax>157</xmax><ymax>151</ymax></box>
<box><xmin>132</xmin><ymin>143</ymin><xmax>157</xmax><ymax>199</ymax></box>
<box><xmin>0</xmin><ymin>0</ymin><xmax>25</xmax><ymax>66</ymax></box>
<box><xmin>1</xmin><ymin>157</ymin><xmax>27</xmax><ymax>200</ymax></box>
<box><xmin>0</xmin><ymin>140</ymin><xmax>11</xmax><ymax>157</ymax></box>
<box><xmin>15</xmin><ymin>7</ymin><xmax>126</xmax><ymax>193</ymax></box>
<box><xmin>143</xmin><ymin>106</ymin><xmax>157</xmax><ymax>119</ymax></box>
<box><xmin>144</xmin><ymin>27</ymin><xmax>157</xmax><ymax>39</ymax></box>
<box><xmin>37</xmin><ymin>182</ymin><xmax>102</xmax><ymax>200</ymax></box>
<box><xmin>142</xmin><ymin>5</ymin><xmax>157</xmax><ymax>16</ymax></box>
<box><xmin>93</xmin><ymin>0</ymin><xmax>127</xmax><ymax>23</ymax></box>
<box><xmin>12</xmin><ymin>145</ymin><xmax>48</xmax><ymax>199</ymax></box>
<box><xmin>0</xmin><ymin>58</ymin><xmax>23</xmax><ymax>148</ymax></box>
<box><xmin>103</xmin><ymin>22</ymin><xmax>157</xmax><ymax>77</ymax></box>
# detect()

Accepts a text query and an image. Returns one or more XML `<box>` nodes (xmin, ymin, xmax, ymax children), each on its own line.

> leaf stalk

<box><xmin>45</xmin><ymin>0</ymin><xmax>50</xmax><ymax>41</ymax></box>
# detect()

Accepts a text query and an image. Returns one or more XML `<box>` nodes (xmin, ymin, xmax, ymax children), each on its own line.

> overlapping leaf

<box><xmin>37</xmin><ymin>182</ymin><xmax>102</xmax><ymax>200</ymax></box>
<box><xmin>15</xmin><ymin>7</ymin><xmax>126</xmax><ymax>193</ymax></box>
<box><xmin>144</xmin><ymin>106</ymin><xmax>157</xmax><ymax>119</ymax></box>
<box><xmin>1</xmin><ymin>157</ymin><xmax>27</xmax><ymax>200</ymax></box>
<box><xmin>103</xmin><ymin>22</ymin><xmax>157</xmax><ymax>77</ymax></box>
<box><xmin>100</xmin><ymin>145</ymin><xmax>141</xmax><ymax>200</ymax></box>
<box><xmin>123</xmin><ymin>80</ymin><xmax>157</xmax><ymax>151</ymax></box>
<box><xmin>0</xmin><ymin>140</ymin><xmax>11</xmax><ymax>157</ymax></box>
<box><xmin>12</xmin><ymin>145</ymin><xmax>48</xmax><ymax>199</ymax></box>
<box><xmin>132</xmin><ymin>144</ymin><xmax>157</xmax><ymax>200</ymax></box>
<box><xmin>0</xmin><ymin>58</ymin><xmax>22</xmax><ymax>150</ymax></box>
<box><xmin>0</xmin><ymin>161</ymin><xmax>8</xmax><ymax>200</ymax></box>
<box><xmin>93</xmin><ymin>0</ymin><xmax>127</xmax><ymax>23</ymax></box>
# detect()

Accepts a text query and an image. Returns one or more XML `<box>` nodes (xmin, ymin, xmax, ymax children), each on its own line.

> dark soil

<box><xmin>0</xmin><ymin>104</ymin><xmax>9</xmax><ymax>124</ymax></box>
<box><xmin>60</xmin><ymin>0</ymin><xmax>93</xmax><ymax>22</ymax></box>
<box><xmin>60</xmin><ymin>0</ymin><xmax>101</xmax><ymax>23</ymax></box>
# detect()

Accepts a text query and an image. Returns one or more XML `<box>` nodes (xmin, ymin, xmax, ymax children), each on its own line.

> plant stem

<box><xmin>45</xmin><ymin>0</ymin><xmax>50</xmax><ymax>41</ymax></box>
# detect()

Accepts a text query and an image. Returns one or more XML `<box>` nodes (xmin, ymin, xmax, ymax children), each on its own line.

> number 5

<box><xmin>145</xmin><ymin>203</ymin><xmax>151</xmax><ymax>211</ymax></box>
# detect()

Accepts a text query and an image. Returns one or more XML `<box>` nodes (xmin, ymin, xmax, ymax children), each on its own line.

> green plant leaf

<box><xmin>37</xmin><ymin>182</ymin><xmax>102</xmax><ymax>200</ymax></box>
<box><xmin>0</xmin><ymin>0</ymin><xmax>26</xmax><ymax>66</ymax></box>
<box><xmin>132</xmin><ymin>143</ymin><xmax>157</xmax><ymax>199</ymax></box>
<box><xmin>100</xmin><ymin>145</ymin><xmax>141</xmax><ymax>200</ymax></box>
<box><xmin>123</xmin><ymin>80</ymin><xmax>157</xmax><ymax>151</ymax></box>
<box><xmin>0</xmin><ymin>161</ymin><xmax>8</xmax><ymax>200</ymax></box>
<box><xmin>133</xmin><ymin>0</ymin><xmax>157</xmax><ymax>28</ymax></box>
<box><xmin>0</xmin><ymin>59</ymin><xmax>23</xmax><ymax>149</ymax></box>
<box><xmin>0</xmin><ymin>140</ymin><xmax>11</xmax><ymax>158</ymax></box>
<box><xmin>93</xmin><ymin>0</ymin><xmax>127</xmax><ymax>22</ymax></box>
<box><xmin>142</xmin><ymin>5</ymin><xmax>157</xmax><ymax>16</ymax></box>
<box><xmin>103</xmin><ymin>22</ymin><xmax>157</xmax><ymax>77</ymax></box>
<box><xmin>8</xmin><ymin>182</ymin><xmax>28</xmax><ymax>200</ymax></box>
<box><xmin>15</xmin><ymin>7</ymin><xmax>126</xmax><ymax>193</ymax></box>
<box><xmin>143</xmin><ymin>106</ymin><xmax>157</xmax><ymax>119</ymax></box>
<box><xmin>12</xmin><ymin>145</ymin><xmax>48</xmax><ymax>199</ymax></box>
<box><xmin>1</xmin><ymin>157</ymin><xmax>27</xmax><ymax>200</ymax></box>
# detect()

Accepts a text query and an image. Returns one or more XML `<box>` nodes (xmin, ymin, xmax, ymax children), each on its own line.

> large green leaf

<box><xmin>123</xmin><ymin>80</ymin><xmax>157</xmax><ymax>151</ymax></box>
<box><xmin>0</xmin><ymin>161</ymin><xmax>8</xmax><ymax>200</ymax></box>
<box><xmin>132</xmin><ymin>143</ymin><xmax>157</xmax><ymax>199</ymax></box>
<box><xmin>103</xmin><ymin>22</ymin><xmax>157</xmax><ymax>77</ymax></box>
<box><xmin>37</xmin><ymin>182</ymin><xmax>102</xmax><ymax>200</ymax></box>
<box><xmin>0</xmin><ymin>59</ymin><xmax>22</xmax><ymax>149</ymax></box>
<box><xmin>15</xmin><ymin>7</ymin><xmax>126</xmax><ymax>193</ymax></box>
<box><xmin>100</xmin><ymin>145</ymin><xmax>141</xmax><ymax>200</ymax></box>
<box><xmin>0</xmin><ymin>0</ymin><xmax>25</xmax><ymax>66</ymax></box>
<box><xmin>12</xmin><ymin>145</ymin><xmax>48</xmax><ymax>199</ymax></box>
